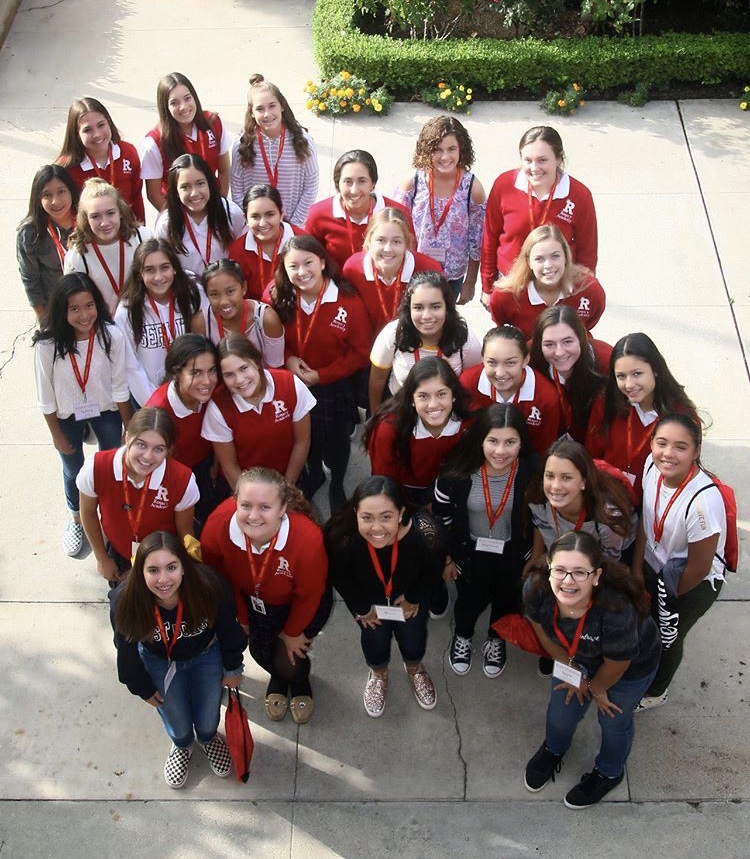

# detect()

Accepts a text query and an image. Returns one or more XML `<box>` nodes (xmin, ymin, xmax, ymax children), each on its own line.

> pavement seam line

<box><xmin>441</xmin><ymin>620</ymin><xmax>469</xmax><ymax>800</ymax></box>
<box><xmin>675</xmin><ymin>99</ymin><xmax>750</xmax><ymax>385</ymax></box>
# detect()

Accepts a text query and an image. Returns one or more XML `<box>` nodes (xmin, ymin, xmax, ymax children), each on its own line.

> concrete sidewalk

<box><xmin>0</xmin><ymin>1</ymin><xmax>748</xmax><ymax>857</ymax></box>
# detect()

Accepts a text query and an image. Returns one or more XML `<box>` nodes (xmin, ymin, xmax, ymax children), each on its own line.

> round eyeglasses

<box><xmin>548</xmin><ymin>566</ymin><xmax>596</xmax><ymax>583</ymax></box>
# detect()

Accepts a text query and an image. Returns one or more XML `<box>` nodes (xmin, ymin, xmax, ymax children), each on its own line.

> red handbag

<box><xmin>491</xmin><ymin>613</ymin><xmax>547</xmax><ymax>657</ymax></box>
<box><xmin>225</xmin><ymin>687</ymin><xmax>254</xmax><ymax>783</ymax></box>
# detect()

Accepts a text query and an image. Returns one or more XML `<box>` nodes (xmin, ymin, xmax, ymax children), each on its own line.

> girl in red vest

<box><xmin>145</xmin><ymin>334</ymin><xmax>221</xmax><ymax>531</ymax></box>
<box><xmin>140</xmin><ymin>72</ymin><xmax>230</xmax><ymax>211</ymax></box>
<box><xmin>342</xmin><ymin>207</ymin><xmax>442</xmax><ymax>338</ymax></box>
<box><xmin>56</xmin><ymin>97</ymin><xmax>144</xmax><ymax>222</ymax></box>
<box><xmin>194</xmin><ymin>259</ymin><xmax>285</xmax><ymax>367</ymax></box>
<box><xmin>227</xmin><ymin>184</ymin><xmax>302</xmax><ymax>300</ymax></box>
<box><xmin>201</xmin><ymin>467</ymin><xmax>332</xmax><ymax>724</ymax></box>
<box><xmin>201</xmin><ymin>333</ymin><xmax>315</xmax><ymax>492</ymax></box>
<box><xmin>460</xmin><ymin>325</ymin><xmax>560</xmax><ymax>457</ymax></box>
<box><xmin>266</xmin><ymin>235</ymin><xmax>371</xmax><ymax>511</ymax></box>
<box><xmin>63</xmin><ymin>179</ymin><xmax>151</xmax><ymax>316</ymax></box>
<box><xmin>77</xmin><ymin>407</ymin><xmax>198</xmax><ymax>584</ymax></box>
<box><xmin>489</xmin><ymin>225</ymin><xmax>605</xmax><ymax>339</ymax></box>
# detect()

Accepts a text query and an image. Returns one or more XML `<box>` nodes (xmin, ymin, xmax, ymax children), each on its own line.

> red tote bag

<box><xmin>225</xmin><ymin>687</ymin><xmax>254</xmax><ymax>783</ymax></box>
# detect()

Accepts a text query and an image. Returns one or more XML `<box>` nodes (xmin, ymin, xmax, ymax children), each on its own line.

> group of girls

<box><xmin>19</xmin><ymin>76</ymin><xmax>731</xmax><ymax>805</ymax></box>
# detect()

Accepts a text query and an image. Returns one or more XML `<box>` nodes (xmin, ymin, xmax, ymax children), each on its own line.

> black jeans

<box><xmin>453</xmin><ymin>547</ymin><xmax>524</xmax><ymax>640</ymax></box>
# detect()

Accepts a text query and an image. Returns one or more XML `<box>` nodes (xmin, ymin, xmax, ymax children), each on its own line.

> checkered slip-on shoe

<box><xmin>200</xmin><ymin>734</ymin><xmax>232</xmax><ymax>778</ymax></box>
<box><xmin>163</xmin><ymin>743</ymin><xmax>192</xmax><ymax>788</ymax></box>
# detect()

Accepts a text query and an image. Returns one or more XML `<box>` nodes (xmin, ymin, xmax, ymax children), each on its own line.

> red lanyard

<box><xmin>258</xmin><ymin>126</ymin><xmax>286</xmax><ymax>187</ymax></box>
<box><xmin>147</xmin><ymin>292</ymin><xmax>177</xmax><ymax>348</ymax></box>
<box><xmin>47</xmin><ymin>224</ymin><xmax>68</xmax><ymax>267</ymax></box>
<box><xmin>428</xmin><ymin>170</ymin><xmax>461</xmax><ymax>235</ymax></box>
<box><xmin>69</xmin><ymin>328</ymin><xmax>96</xmax><ymax>397</ymax></box>
<box><xmin>413</xmin><ymin>347</ymin><xmax>443</xmax><ymax>363</ymax></box>
<box><xmin>183</xmin><ymin>210</ymin><xmax>213</xmax><ymax>269</ymax></box>
<box><xmin>343</xmin><ymin>197</ymin><xmax>374</xmax><ymax>257</ymax></box>
<box><xmin>528</xmin><ymin>173</ymin><xmax>559</xmax><ymax>232</ymax></box>
<box><xmin>214</xmin><ymin>301</ymin><xmax>249</xmax><ymax>340</ymax></box>
<box><xmin>551</xmin><ymin>505</ymin><xmax>586</xmax><ymax>536</ymax></box>
<box><xmin>481</xmin><ymin>460</ymin><xmax>517</xmax><ymax>529</ymax></box>
<box><xmin>367</xmin><ymin>537</ymin><xmax>399</xmax><ymax>603</ymax></box>
<box><xmin>154</xmin><ymin>600</ymin><xmax>184</xmax><ymax>661</ymax></box>
<box><xmin>626</xmin><ymin>408</ymin><xmax>652</xmax><ymax>471</ymax></box>
<box><xmin>552</xmin><ymin>369</ymin><xmax>573</xmax><ymax>429</ymax></box>
<box><xmin>244</xmin><ymin>533</ymin><xmax>278</xmax><ymax>595</ymax></box>
<box><xmin>91</xmin><ymin>239</ymin><xmax>125</xmax><ymax>296</ymax></box>
<box><xmin>88</xmin><ymin>144</ymin><xmax>115</xmax><ymax>184</ymax></box>
<box><xmin>552</xmin><ymin>601</ymin><xmax>591</xmax><ymax>661</ymax></box>
<box><xmin>652</xmin><ymin>466</ymin><xmax>696</xmax><ymax>544</ymax></box>
<box><xmin>295</xmin><ymin>282</ymin><xmax>326</xmax><ymax>359</ymax></box>
<box><xmin>121</xmin><ymin>454</ymin><xmax>151</xmax><ymax>542</ymax></box>
<box><xmin>255</xmin><ymin>231</ymin><xmax>283</xmax><ymax>289</ymax></box>
<box><xmin>372</xmin><ymin>257</ymin><xmax>405</xmax><ymax>321</ymax></box>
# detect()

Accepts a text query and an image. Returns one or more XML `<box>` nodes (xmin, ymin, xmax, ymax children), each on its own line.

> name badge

<box><xmin>375</xmin><ymin>604</ymin><xmax>405</xmax><ymax>622</ymax></box>
<box><xmin>74</xmin><ymin>401</ymin><xmax>101</xmax><ymax>421</ymax></box>
<box><xmin>251</xmin><ymin>595</ymin><xmax>266</xmax><ymax>615</ymax></box>
<box><xmin>131</xmin><ymin>541</ymin><xmax>140</xmax><ymax>557</ymax></box>
<box><xmin>475</xmin><ymin>537</ymin><xmax>505</xmax><ymax>554</ymax></box>
<box><xmin>163</xmin><ymin>660</ymin><xmax>177</xmax><ymax>694</ymax></box>
<box><xmin>553</xmin><ymin>660</ymin><xmax>583</xmax><ymax>687</ymax></box>
<box><xmin>623</xmin><ymin>471</ymin><xmax>636</xmax><ymax>486</ymax></box>
<box><xmin>424</xmin><ymin>246</ymin><xmax>446</xmax><ymax>264</ymax></box>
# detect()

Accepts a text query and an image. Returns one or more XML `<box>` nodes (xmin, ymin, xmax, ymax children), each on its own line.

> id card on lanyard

<box><xmin>245</xmin><ymin>533</ymin><xmax>278</xmax><ymax>614</ymax></box>
<box><xmin>368</xmin><ymin>539</ymin><xmax>405</xmax><ymax>621</ymax></box>
<box><xmin>551</xmin><ymin>602</ymin><xmax>590</xmax><ymax>687</ymax></box>
<box><xmin>154</xmin><ymin>599</ymin><xmax>184</xmax><ymax>694</ymax></box>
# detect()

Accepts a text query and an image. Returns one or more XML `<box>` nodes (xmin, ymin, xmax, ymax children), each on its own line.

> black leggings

<box><xmin>454</xmin><ymin>548</ymin><xmax>524</xmax><ymax>640</ymax></box>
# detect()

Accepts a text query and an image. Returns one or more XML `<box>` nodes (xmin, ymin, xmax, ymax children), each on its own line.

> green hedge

<box><xmin>313</xmin><ymin>0</ymin><xmax>750</xmax><ymax>93</ymax></box>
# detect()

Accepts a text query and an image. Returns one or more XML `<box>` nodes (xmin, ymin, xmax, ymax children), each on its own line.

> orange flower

<box><xmin>438</xmin><ymin>82</ymin><xmax>446</xmax><ymax>89</ymax></box>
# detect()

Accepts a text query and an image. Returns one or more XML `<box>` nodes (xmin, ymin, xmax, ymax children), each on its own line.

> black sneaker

<box><xmin>449</xmin><ymin>635</ymin><xmax>472</xmax><ymax>675</ymax></box>
<box><xmin>481</xmin><ymin>637</ymin><xmax>506</xmax><ymax>678</ymax></box>
<box><xmin>524</xmin><ymin>743</ymin><xmax>563</xmax><ymax>792</ymax></box>
<box><xmin>564</xmin><ymin>769</ymin><xmax>624</xmax><ymax>809</ymax></box>
<box><xmin>537</xmin><ymin>656</ymin><xmax>553</xmax><ymax>677</ymax></box>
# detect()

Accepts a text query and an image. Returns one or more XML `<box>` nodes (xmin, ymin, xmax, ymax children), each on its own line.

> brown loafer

<box><xmin>289</xmin><ymin>695</ymin><xmax>315</xmax><ymax>724</ymax></box>
<box><xmin>264</xmin><ymin>692</ymin><xmax>289</xmax><ymax>721</ymax></box>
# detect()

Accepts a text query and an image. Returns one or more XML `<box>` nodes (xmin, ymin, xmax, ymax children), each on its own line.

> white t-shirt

<box><xmin>641</xmin><ymin>455</ymin><xmax>727</xmax><ymax>583</ymax></box>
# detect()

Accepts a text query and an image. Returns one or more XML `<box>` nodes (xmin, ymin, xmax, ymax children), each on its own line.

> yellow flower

<box><xmin>341</xmin><ymin>70</ymin><xmax>351</xmax><ymax>80</ymax></box>
<box><xmin>572</xmin><ymin>83</ymin><xmax>581</xmax><ymax>91</ymax></box>
<box><xmin>438</xmin><ymin>82</ymin><xmax>446</xmax><ymax>89</ymax></box>
<box><xmin>374</xmin><ymin>104</ymin><xmax>382</xmax><ymax>112</ymax></box>
<box><xmin>366</xmin><ymin>98</ymin><xmax>371</xmax><ymax>105</ymax></box>
<box><xmin>340</xmin><ymin>100</ymin><xmax>348</xmax><ymax>108</ymax></box>
<box><xmin>306</xmin><ymin>100</ymin><xmax>313</xmax><ymax>110</ymax></box>
<box><xmin>580</xmin><ymin>100</ymin><xmax>586</xmax><ymax>106</ymax></box>
<box><xmin>318</xmin><ymin>103</ymin><xmax>326</xmax><ymax>111</ymax></box>
<box><xmin>459</xmin><ymin>85</ymin><xmax>465</xmax><ymax>91</ymax></box>
<box><xmin>744</xmin><ymin>85</ymin><xmax>750</xmax><ymax>92</ymax></box>
<box><xmin>466</xmin><ymin>94</ymin><xmax>472</xmax><ymax>101</ymax></box>
<box><xmin>353</xmin><ymin>104</ymin><xmax>361</xmax><ymax>113</ymax></box>
<box><xmin>440</xmin><ymin>90</ymin><xmax>448</xmax><ymax>99</ymax></box>
<box><xmin>358</xmin><ymin>88</ymin><xmax>365</xmax><ymax>95</ymax></box>
<box><xmin>345</xmin><ymin>88</ymin><xmax>353</xmax><ymax>97</ymax></box>
<box><xmin>456</xmin><ymin>99</ymin><xmax>462</xmax><ymax>106</ymax></box>
<box><xmin>445</xmin><ymin>89</ymin><xmax>451</xmax><ymax>96</ymax></box>
<box><xmin>330</xmin><ymin>88</ymin><xmax>337</xmax><ymax>97</ymax></box>
<box><xmin>467</xmin><ymin>88</ymin><xmax>472</xmax><ymax>94</ymax></box>
<box><xmin>741</xmin><ymin>101</ymin><xmax>749</xmax><ymax>110</ymax></box>
<box><xmin>558</xmin><ymin>99</ymin><xmax>566</xmax><ymax>107</ymax></box>
<box><xmin>306</xmin><ymin>80</ymin><xmax>313</xmax><ymax>87</ymax></box>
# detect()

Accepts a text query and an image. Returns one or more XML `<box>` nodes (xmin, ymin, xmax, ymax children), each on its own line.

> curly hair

<box><xmin>236</xmin><ymin>74</ymin><xmax>311</xmax><ymax>168</ymax></box>
<box><xmin>412</xmin><ymin>115</ymin><xmax>475</xmax><ymax>171</ymax></box>
<box><xmin>393</xmin><ymin>270</ymin><xmax>468</xmax><ymax>355</ymax></box>
<box><xmin>56</xmin><ymin>97</ymin><xmax>122</xmax><ymax>168</ymax></box>
<box><xmin>68</xmin><ymin>178</ymin><xmax>139</xmax><ymax>253</ymax></box>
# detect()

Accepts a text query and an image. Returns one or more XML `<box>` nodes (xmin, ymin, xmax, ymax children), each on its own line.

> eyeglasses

<box><xmin>548</xmin><ymin>566</ymin><xmax>596</xmax><ymax>583</ymax></box>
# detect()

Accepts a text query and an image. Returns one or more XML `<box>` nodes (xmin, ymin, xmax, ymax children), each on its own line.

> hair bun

<box><xmin>248</xmin><ymin>74</ymin><xmax>265</xmax><ymax>86</ymax></box>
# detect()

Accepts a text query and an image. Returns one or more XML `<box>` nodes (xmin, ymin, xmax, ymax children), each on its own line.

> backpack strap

<box><xmin>684</xmin><ymin>480</ymin><xmax>728</xmax><ymax>570</ymax></box>
<box><xmin>466</xmin><ymin>172</ymin><xmax>475</xmax><ymax>215</ymax></box>
<box><xmin>410</xmin><ymin>171</ymin><xmax>419</xmax><ymax>208</ymax></box>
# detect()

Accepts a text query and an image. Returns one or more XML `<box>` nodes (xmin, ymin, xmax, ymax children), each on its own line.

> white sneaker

<box><xmin>635</xmin><ymin>689</ymin><xmax>668</xmax><ymax>712</ymax></box>
<box><xmin>63</xmin><ymin>520</ymin><xmax>84</xmax><ymax>557</ymax></box>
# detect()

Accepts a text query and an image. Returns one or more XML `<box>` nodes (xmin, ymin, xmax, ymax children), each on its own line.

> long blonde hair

<box><xmin>496</xmin><ymin>224</ymin><xmax>577</xmax><ymax>299</ymax></box>
<box><xmin>68</xmin><ymin>178</ymin><xmax>138</xmax><ymax>253</ymax></box>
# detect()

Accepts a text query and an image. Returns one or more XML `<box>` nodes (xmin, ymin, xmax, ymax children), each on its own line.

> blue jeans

<box><xmin>138</xmin><ymin>642</ymin><xmax>223</xmax><ymax>748</ymax></box>
<box><xmin>360</xmin><ymin>601</ymin><xmax>430</xmax><ymax>668</ymax></box>
<box><xmin>57</xmin><ymin>409</ymin><xmax>122</xmax><ymax>512</ymax></box>
<box><xmin>544</xmin><ymin>666</ymin><xmax>658</xmax><ymax>778</ymax></box>
<box><xmin>447</xmin><ymin>276</ymin><xmax>464</xmax><ymax>301</ymax></box>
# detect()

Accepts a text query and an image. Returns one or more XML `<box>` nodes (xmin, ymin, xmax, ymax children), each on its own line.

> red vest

<box><xmin>145</xmin><ymin>383</ymin><xmax>212</xmax><ymax>468</ymax></box>
<box><xmin>147</xmin><ymin>112</ymin><xmax>223</xmax><ymax>193</ymax></box>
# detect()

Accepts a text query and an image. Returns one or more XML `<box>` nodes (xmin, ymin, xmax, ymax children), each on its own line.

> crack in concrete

<box><xmin>440</xmin><ymin>622</ymin><xmax>468</xmax><ymax>800</ymax></box>
<box><xmin>0</xmin><ymin>322</ymin><xmax>35</xmax><ymax>378</ymax></box>
<box><xmin>22</xmin><ymin>0</ymin><xmax>70</xmax><ymax>11</ymax></box>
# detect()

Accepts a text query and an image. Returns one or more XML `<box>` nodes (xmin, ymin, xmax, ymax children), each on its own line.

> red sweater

<box><xmin>210</xmin><ymin>369</ymin><xmax>300</xmax><ymax>474</ymax></box>
<box><xmin>263</xmin><ymin>281</ymin><xmax>371</xmax><ymax>385</ymax></box>
<box><xmin>92</xmin><ymin>449</ymin><xmax>193</xmax><ymax>559</ymax></box>
<box><xmin>343</xmin><ymin>249</ymin><xmax>443</xmax><ymax>337</ymax></box>
<box><xmin>227</xmin><ymin>222</ymin><xmax>303</xmax><ymax>300</ymax></box>
<box><xmin>305</xmin><ymin>195</ymin><xmax>415</xmax><ymax>271</ymax></box>
<box><xmin>66</xmin><ymin>141</ymin><xmax>144</xmax><ymax>223</ymax></box>
<box><xmin>489</xmin><ymin>273</ymin><xmax>605</xmax><ymax>339</ymax></box>
<box><xmin>201</xmin><ymin>502</ymin><xmax>328</xmax><ymax>632</ymax></box>
<box><xmin>146</xmin><ymin>112</ymin><xmax>224</xmax><ymax>193</ymax></box>
<box><xmin>481</xmin><ymin>170</ymin><xmax>598</xmax><ymax>293</ymax></box>
<box><xmin>459</xmin><ymin>363</ymin><xmax>560</xmax><ymax>457</ymax></box>
<box><xmin>145</xmin><ymin>383</ymin><xmax>213</xmax><ymax>468</ymax></box>
<box><xmin>368</xmin><ymin>414</ymin><xmax>468</xmax><ymax>488</ymax></box>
